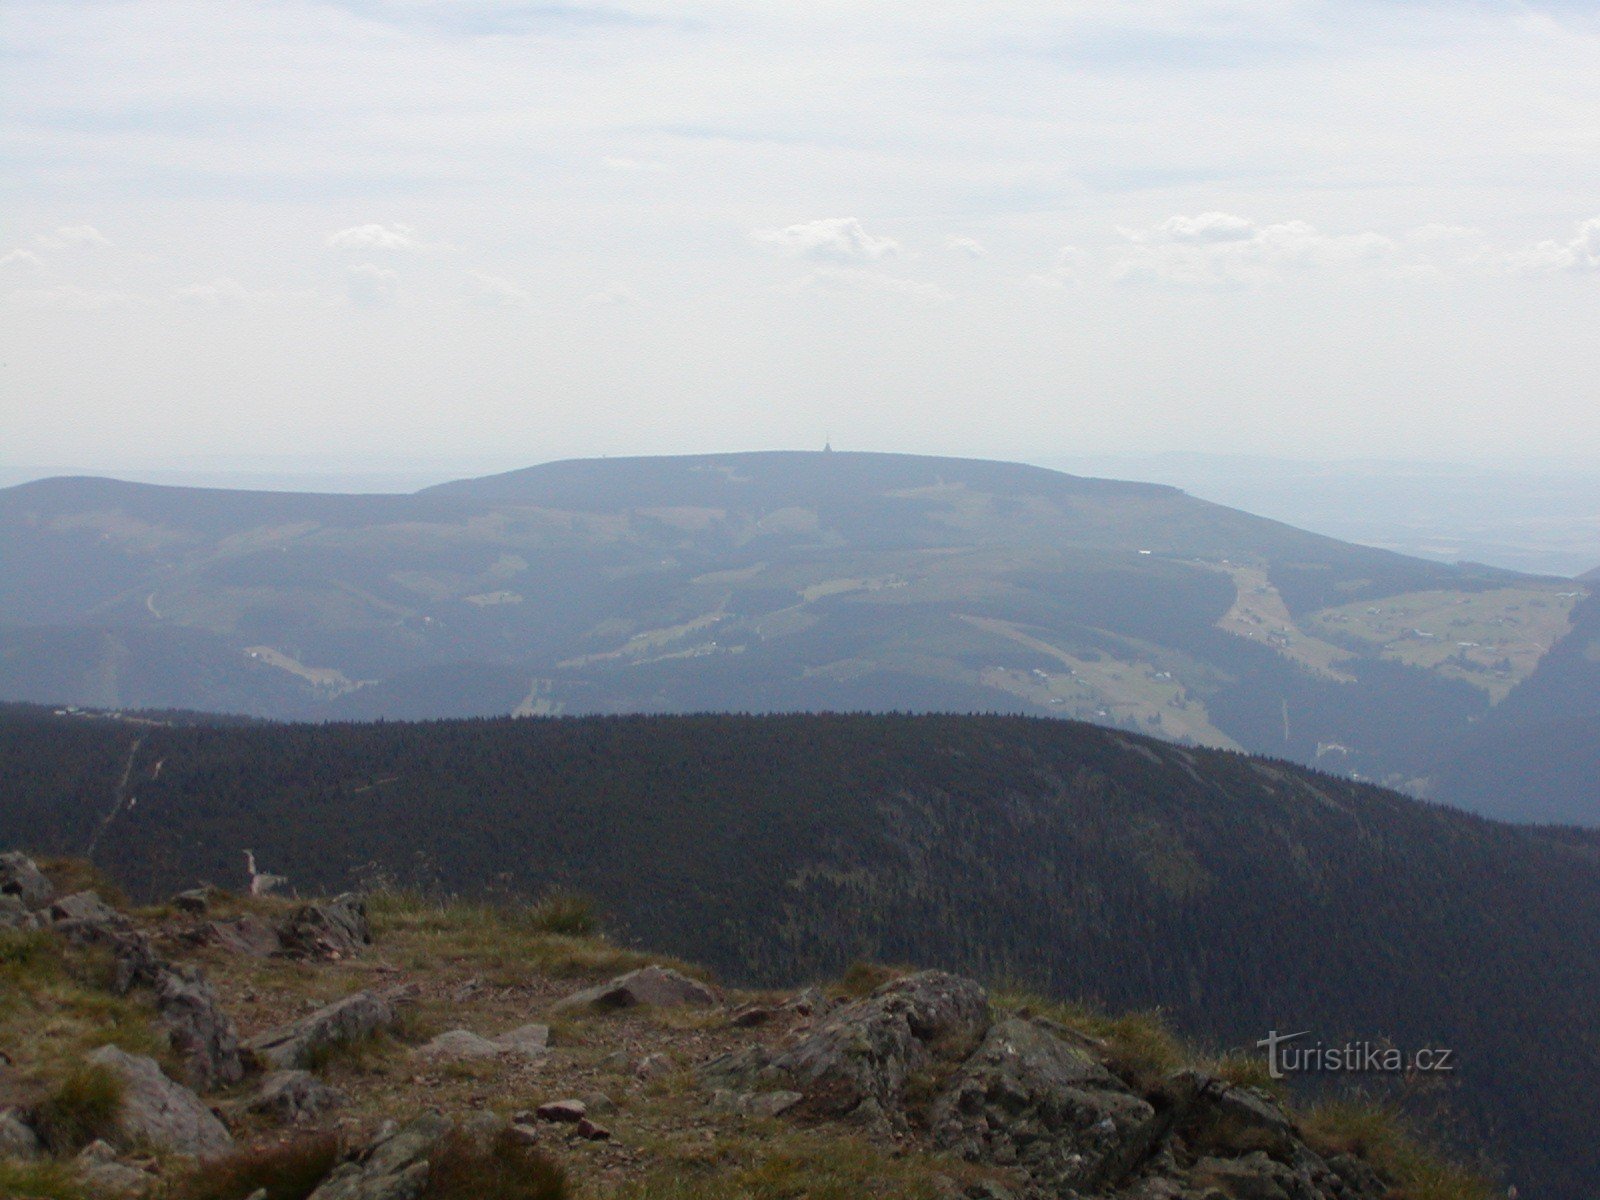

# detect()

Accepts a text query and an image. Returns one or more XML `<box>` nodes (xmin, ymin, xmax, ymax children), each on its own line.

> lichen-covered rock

<box><xmin>278</xmin><ymin>894</ymin><xmax>371</xmax><ymax>960</ymax></box>
<box><xmin>0</xmin><ymin>1106</ymin><xmax>42</xmax><ymax>1159</ymax></box>
<box><xmin>1189</xmin><ymin>1150</ymin><xmax>1323</xmax><ymax>1200</ymax></box>
<box><xmin>930</xmin><ymin>1016</ymin><xmax>1157</xmax><ymax>1192</ymax></box>
<box><xmin>415</xmin><ymin>1023</ymin><xmax>549</xmax><ymax>1063</ymax></box>
<box><xmin>54</xmin><ymin>919</ymin><xmax>163</xmax><ymax>995</ymax></box>
<box><xmin>85</xmin><ymin>1045</ymin><xmax>233</xmax><ymax>1158</ymax></box>
<box><xmin>74</xmin><ymin>1139</ymin><xmax>150</xmax><ymax>1198</ymax></box>
<box><xmin>155</xmin><ymin>967</ymin><xmax>245</xmax><ymax>1091</ymax></box>
<box><xmin>552</xmin><ymin>965</ymin><xmax>716</xmax><ymax>1013</ymax></box>
<box><xmin>706</xmin><ymin>970</ymin><xmax>990</xmax><ymax>1123</ymax></box>
<box><xmin>48</xmin><ymin>890</ymin><xmax>122</xmax><ymax>927</ymax></box>
<box><xmin>307</xmin><ymin>1111</ymin><xmax>454</xmax><ymax>1200</ymax></box>
<box><xmin>245</xmin><ymin>988</ymin><xmax>402</xmax><ymax>1071</ymax></box>
<box><xmin>0</xmin><ymin>851</ymin><xmax>53</xmax><ymax>908</ymax></box>
<box><xmin>189</xmin><ymin>914</ymin><xmax>285</xmax><ymax>958</ymax></box>
<box><xmin>0</xmin><ymin>893</ymin><xmax>37</xmax><ymax>930</ymax></box>
<box><xmin>247</xmin><ymin>1070</ymin><xmax>347</xmax><ymax>1123</ymax></box>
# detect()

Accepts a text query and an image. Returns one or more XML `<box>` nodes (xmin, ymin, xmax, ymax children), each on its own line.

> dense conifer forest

<box><xmin>2</xmin><ymin>704</ymin><xmax>1597</xmax><ymax>1195</ymax></box>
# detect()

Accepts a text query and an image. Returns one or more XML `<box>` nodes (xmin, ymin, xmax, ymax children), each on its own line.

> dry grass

<box><xmin>991</xmin><ymin>989</ymin><xmax>1189</xmax><ymax>1093</ymax></box>
<box><xmin>0</xmin><ymin>1160</ymin><xmax>93</xmax><ymax>1200</ymax></box>
<box><xmin>169</xmin><ymin>1132</ymin><xmax>340</xmax><ymax>1200</ymax></box>
<box><xmin>829</xmin><ymin>961</ymin><xmax>916</xmax><ymax>999</ymax></box>
<box><xmin>36</xmin><ymin>857</ymin><xmax>128</xmax><ymax>907</ymax></box>
<box><xmin>32</xmin><ymin>1062</ymin><xmax>125</xmax><ymax>1152</ymax></box>
<box><xmin>1302</xmin><ymin>1100</ymin><xmax>1493</xmax><ymax>1200</ymax></box>
<box><xmin>423</xmin><ymin>1127</ymin><xmax>569</xmax><ymax>1200</ymax></box>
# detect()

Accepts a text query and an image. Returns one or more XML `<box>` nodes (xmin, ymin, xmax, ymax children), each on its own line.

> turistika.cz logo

<box><xmin>1255</xmin><ymin>1030</ymin><xmax>1456</xmax><ymax>1080</ymax></box>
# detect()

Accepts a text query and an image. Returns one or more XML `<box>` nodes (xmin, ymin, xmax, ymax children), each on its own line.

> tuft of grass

<box><xmin>520</xmin><ymin>890</ymin><xmax>600</xmax><ymax>937</ymax></box>
<box><xmin>170</xmin><ymin>1133</ymin><xmax>341</xmax><ymax>1200</ymax></box>
<box><xmin>993</xmin><ymin>990</ymin><xmax>1188</xmax><ymax>1093</ymax></box>
<box><xmin>0</xmin><ymin>1160</ymin><xmax>93</xmax><ymax>1200</ymax></box>
<box><xmin>1302</xmin><ymin>1100</ymin><xmax>1494</xmax><ymax>1200</ymax></box>
<box><xmin>831</xmin><ymin>962</ymin><xmax>915</xmax><ymax>999</ymax></box>
<box><xmin>32</xmin><ymin>1062</ymin><xmax>125</xmax><ymax>1152</ymax></box>
<box><xmin>421</xmin><ymin>1127</ymin><xmax>568</xmax><ymax>1200</ymax></box>
<box><xmin>1205</xmin><ymin>1048</ymin><xmax>1288</xmax><ymax>1099</ymax></box>
<box><xmin>36</xmin><ymin>857</ymin><xmax>127</xmax><ymax>908</ymax></box>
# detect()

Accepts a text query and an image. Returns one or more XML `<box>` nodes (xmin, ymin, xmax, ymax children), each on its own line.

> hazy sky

<box><xmin>5</xmin><ymin>0</ymin><xmax>1600</xmax><ymax>475</ymax></box>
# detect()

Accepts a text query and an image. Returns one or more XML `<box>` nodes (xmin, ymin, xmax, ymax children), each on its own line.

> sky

<box><xmin>4</xmin><ymin>0</ymin><xmax>1600</xmax><ymax>477</ymax></box>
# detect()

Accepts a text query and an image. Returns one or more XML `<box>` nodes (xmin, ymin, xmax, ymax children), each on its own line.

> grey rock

<box><xmin>0</xmin><ymin>893</ymin><xmax>38</xmax><ymax>930</ymax></box>
<box><xmin>74</xmin><ymin>1139</ymin><xmax>149</xmax><ymax>1198</ymax></box>
<box><xmin>634</xmin><ymin>1052</ymin><xmax>673</xmax><ymax>1080</ymax></box>
<box><xmin>713</xmin><ymin>970</ymin><xmax>989</xmax><ymax>1122</ymax></box>
<box><xmin>48</xmin><ymin>890</ymin><xmax>121</xmax><ymax>926</ymax></box>
<box><xmin>710</xmin><ymin>1089</ymin><xmax>804</xmax><ymax>1119</ymax></box>
<box><xmin>1325</xmin><ymin>1152</ymin><xmax>1390</xmax><ymax>1200</ymax></box>
<box><xmin>580</xmin><ymin>1092</ymin><xmax>618</xmax><ymax>1116</ymax></box>
<box><xmin>783</xmin><ymin>986</ymin><xmax>828</xmax><ymax>1016</ymax></box>
<box><xmin>172</xmin><ymin>887</ymin><xmax>214</xmax><ymax>915</ymax></box>
<box><xmin>307</xmin><ymin>1111</ymin><xmax>453</xmax><ymax>1200</ymax></box>
<box><xmin>535</xmin><ymin>1099</ymin><xmax>586</xmax><ymax>1123</ymax></box>
<box><xmin>0</xmin><ymin>1106</ymin><xmax>42</xmax><ymax>1159</ymax></box>
<box><xmin>245</xmin><ymin>989</ymin><xmax>401</xmax><ymax>1071</ymax></box>
<box><xmin>155</xmin><ymin>967</ymin><xmax>245</xmax><ymax>1091</ymax></box>
<box><xmin>573</xmin><ymin>1118</ymin><xmax>610</xmax><ymax>1141</ymax></box>
<box><xmin>1190</xmin><ymin>1151</ymin><xmax>1320</xmax><ymax>1200</ymax></box>
<box><xmin>929</xmin><ymin>1016</ymin><xmax>1155</xmax><ymax>1193</ymax></box>
<box><xmin>84</xmin><ymin>1045</ymin><xmax>233</xmax><ymax>1158</ymax></box>
<box><xmin>191</xmin><ymin>914</ymin><xmax>285</xmax><ymax>958</ymax></box>
<box><xmin>1177</xmin><ymin>1072</ymin><xmax>1298</xmax><ymax>1160</ymax></box>
<box><xmin>414</xmin><ymin>1030</ymin><xmax>505</xmax><ymax>1061</ymax></box>
<box><xmin>54</xmin><ymin>920</ymin><xmax>161</xmax><ymax>995</ymax></box>
<box><xmin>553</xmin><ymin>965</ymin><xmax>716</xmax><ymax>1014</ymax></box>
<box><xmin>0</xmin><ymin>851</ymin><xmax>53</xmax><ymax>908</ymax></box>
<box><xmin>730</xmin><ymin>1004</ymin><xmax>775</xmax><ymax>1027</ymax></box>
<box><xmin>279</xmin><ymin>894</ymin><xmax>372</xmax><ymax>960</ymax></box>
<box><xmin>247</xmin><ymin>1070</ymin><xmax>347</xmax><ymax>1123</ymax></box>
<box><xmin>492</xmin><ymin>1023</ymin><xmax>550</xmax><ymax>1057</ymax></box>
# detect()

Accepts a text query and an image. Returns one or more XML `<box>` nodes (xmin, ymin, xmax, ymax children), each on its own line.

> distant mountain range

<box><xmin>3</xmin><ymin>706</ymin><xmax>1597</xmax><ymax>1198</ymax></box>
<box><xmin>1</xmin><ymin>451</ymin><xmax>1593</xmax><ymax>821</ymax></box>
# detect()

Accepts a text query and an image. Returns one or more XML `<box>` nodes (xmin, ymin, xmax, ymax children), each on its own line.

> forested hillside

<box><xmin>3</xmin><ymin>451</ymin><xmax>1590</xmax><ymax>821</ymax></box>
<box><xmin>1</xmin><ymin>705</ymin><xmax>1596</xmax><ymax>1196</ymax></box>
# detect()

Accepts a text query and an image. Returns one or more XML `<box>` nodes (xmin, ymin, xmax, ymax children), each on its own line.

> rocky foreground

<box><xmin>0</xmin><ymin>851</ymin><xmax>1485</xmax><ymax>1200</ymax></box>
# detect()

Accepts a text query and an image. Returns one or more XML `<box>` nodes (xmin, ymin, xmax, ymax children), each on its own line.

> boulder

<box><xmin>278</xmin><ymin>894</ymin><xmax>371</xmax><ymax>960</ymax></box>
<box><xmin>190</xmin><ymin>914</ymin><xmax>285</xmax><ymax>958</ymax></box>
<box><xmin>245</xmin><ymin>989</ymin><xmax>401</xmax><ymax>1071</ymax></box>
<box><xmin>1176</xmin><ymin>1071</ymin><xmax>1298</xmax><ymax>1161</ymax></box>
<box><xmin>84</xmin><ymin>1045</ymin><xmax>233</xmax><ymax>1158</ymax></box>
<box><xmin>710</xmin><ymin>1088</ymin><xmax>804</xmax><ymax>1118</ymax></box>
<box><xmin>535</xmin><ymin>1099</ymin><xmax>586</xmax><ymax>1123</ymax></box>
<box><xmin>306</xmin><ymin>1110</ymin><xmax>453</xmax><ymax>1200</ymax></box>
<box><xmin>414</xmin><ymin>1023</ymin><xmax>549</xmax><ymax>1063</ymax></box>
<box><xmin>0</xmin><ymin>851</ymin><xmax>53</xmax><ymax>909</ymax></box>
<box><xmin>54</xmin><ymin>920</ymin><xmax>161</xmax><ymax>995</ymax></box>
<box><xmin>0</xmin><ymin>893</ymin><xmax>36</xmax><ymax>930</ymax></box>
<box><xmin>48</xmin><ymin>890</ymin><xmax>121</xmax><ymax>927</ymax></box>
<box><xmin>74</xmin><ymin>1139</ymin><xmax>149</xmax><ymax>1198</ymax></box>
<box><xmin>552</xmin><ymin>965</ymin><xmax>715</xmax><ymax>1014</ymax></box>
<box><xmin>154</xmin><ymin>968</ymin><xmax>245</xmax><ymax>1091</ymax></box>
<box><xmin>0</xmin><ymin>1106</ymin><xmax>42</xmax><ymax>1158</ymax></box>
<box><xmin>929</xmin><ymin>1016</ymin><xmax>1158</xmax><ymax>1193</ymax></box>
<box><xmin>171</xmin><ymin>887</ymin><xmax>215</xmax><ymax>915</ymax></box>
<box><xmin>247</xmin><ymin>1070</ymin><xmax>347</xmax><ymax>1123</ymax></box>
<box><xmin>708</xmin><ymin>970</ymin><xmax>989</xmax><ymax>1122</ymax></box>
<box><xmin>1190</xmin><ymin>1151</ymin><xmax>1319</xmax><ymax>1200</ymax></box>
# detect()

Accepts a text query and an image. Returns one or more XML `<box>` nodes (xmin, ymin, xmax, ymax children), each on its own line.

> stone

<box><xmin>1189</xmin><ymin>1151</ymin><xmax>1311</xmax><ymax>1200</ymax></box>
<box><xmin>245</xmin><ymin>989</ymin><xmax>401</xmax><ymax>1071</ymax></box>
<box><xmin>579</xmin><ymin>1092</ymin><xmax>618</xmax><ymax>1117</ymax></box>
<box><xmin>506</xmin><ymin>1122</ymin><xmax>541</xmax><ymax>1146</ymax></box>
<box><xmin>247</xmin><ymin>1070</ymin><xmax>347</xmax><ymax>1123</ymax></box>
<box><xmin>0</xmin><ymin>893</ymin><xmax>37</xmax><ymax>930</ymax></box>
<box><xmin>1176</xmin><ymin>1071</ymin><xmax>1298</xmax><ymax>1161</ymax></box>
<box><xmin>782</xmin><ymin>986</ymin><xmax>828</xmax><ymax>1016</ymax></box>
<box><xmin>634</xmin><ymin>1053</ymin><xmax>673</xmax><ymax>1080</ymax></box>
<box><xmin>0</xmin><ymin>1106</ymin><xmax>42</xmax><ymax>1159</ymax></box>
<box><xmin>172</xmin><ymin>887</ymin><xmax>214</xmax><ymax>915</ymax></box>
<box><xmin>710</xmin><ymin>1089</ymin><xmax>804</xmax><ymax>1119</ymax></box>
<box><xmin>154</xmin><ymin>967</ymin><xmax>245</xmax><ymax>1091</ymax></box>
<box><xmin>929</xmin><ymin>1016</ymin><xmax>1156</xmax><ymax>1193</ymax></box>
<box><xmin>84</xmin><ymin>1045</ymin><xmax>233</xmax><ymax>1158</ymax></box>
<box><xmin>0</xmin><ymin>851</ymin><xmax>53</xmax><ymax>909</ymax></box>
<box><xmin>573</xmin><ymin>1118</ymin><xmax>610</xmax><ymax>1141</ymax></box>
<box><xmin>414</xmin><ymin>1030</ymin><xmax>506</xmax><ymax>1061</ymax></box>
<box><xmin>492</xmin><ymin>1023</ymin><xmax>550</xmax><ymax>1057</ymax></box>
<box><xmin>74</xmin><ymin>1139</ymin><xmax>149</xmax><ymax>1198</ymax></box>
<box><xmin>54</xmin><ymin>920</ymin><xmax>161</xmax><ymax>995</ymax></box>
<box><xmin>192</xmin><ymin>914</ymin><xmax>284</xmax><ymax>958</ymax></box>
<box><xmin>278</xmin><ymin>894</ymin><xmax>372</xmax><ymax>960</ymax></box>
<box><xmin>48</xmin><ymin>890</ymin><xmax>121</xmax><ymax>926</ymax></box>
<box><xmin>729</xmin><ymin>1004</ymin><xmax>775</xmax><ymax>1028</ymax></box>
<box><xmin>552</xmin><ymin>965</ymin><xmax>716</xmax><ymax>1014</ymax></box>
<box><xmin>535</xmin><ymin>1099</ymin><xmax>587</xmax><ymax>1123</ymax></box>
<box><xmin>306</xmin><ymin>1110</ymin><xmax>453</xmax><ymax>1200</ymax></box>
<box><xmin>708</xmin><ymin>970</ymin><xmax>990</xmax><ymax>1122</ymax></box>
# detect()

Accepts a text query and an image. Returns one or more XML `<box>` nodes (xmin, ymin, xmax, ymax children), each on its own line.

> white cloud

<box><xmin>789</xmin><ymin>266</ymin><xmax>949</xmax><ymax>303</ymax></box>
<box><xmin>1025</xmin><ymin>245</ymin><xmax>1089</xmax><ymax>289</ymax></box>
<box><xmin>345</xmin><ymin>263</ymin><xmax>399</xmax><ymax>306</ymax></box>
<box><xmin>4</xmin><ymin>285</ymin><xmax>148</xmax><ymax>309</ymax></box>
<box><xmin>0</xmin><ymin>249</ymin><xmax>45</xmax><ymax>275</ymax></box>
<box><xmin>945</xmin><ymin>236</ymin><xmax>987</xmax><ymax>258</ymax></box>
<box><xmin>1513</xmin><ymin>216</ymin><xmax>1600</xmax><ymax>272</ymax></box>
<box><xmin>172</xmin><ymin>277</ymin><xmax>253</xmax><ymax>307</ymax></box>
<box><xmin>581</xmin><ymin>283</ymin><xmax>640</xmax><ymax>308</ymax></box>
<box><xmin>1112</xmin><ymin>213</ymin><xmax>1396</xmax><ymax>286</ymax></box>
<box><xmin>752</xmin><ymin>217</ymin><xmax>900</xmax><ymax>264</ymax></box>
<box><xmin>326</xmin><ymin>223</ymin><xmax>419</xmax><ymax>251</ymax></box>
<box><xmin>602</xmin><ymin>156</ymin><xmax>666</xmax><ymax>172</ymax></box>
<box><xmin>467</xmin><ymin>271</ymin><xmax>531</xmax><ymax>308</ymax></box>
<box><xmin>35</xmin><ymin>225</ymin><xmax>112</xmax><ymax>251</ymax></box>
